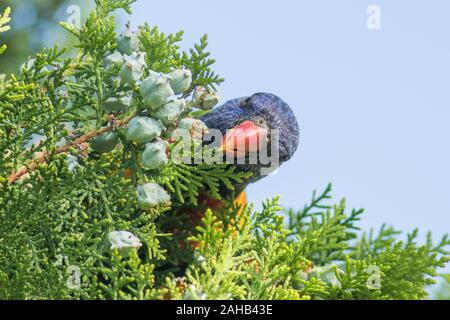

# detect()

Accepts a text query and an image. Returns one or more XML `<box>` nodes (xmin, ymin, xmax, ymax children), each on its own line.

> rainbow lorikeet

<box><xmin>201</xmin><ymin>92</ymin><xmax>300</xmax><ymax>195</ymax></box>
<box><xmin>183</xmin><ymin>92</ymin><xmax>300</xmax><ymax>222</ymax></box>
<box><xmin>163</xmin><ymin>92</ymin><xmax>300</xmax><ymax>271</ymax></box>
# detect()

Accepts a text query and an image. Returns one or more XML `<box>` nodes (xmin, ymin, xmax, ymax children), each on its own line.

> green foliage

<box><xmin>179</xmin><ymin>186</ymin><xmax>449</xmax><ymax>300</ymax></box>
<box><xmin>0</xmin><ymin>0</ymin><xmax>447</xmax><ymax>300</ymax></box>
<box><xmin>433</xmin><ymin>275</ymin><xmax>450</xmax><ymax>300</ymax></box>
<box><xmin>95</xmin><ymin>0</ymin><xmax>136</xmax><ymax>16</ymax></box>
<box><xmin>0</xmin><ymin>0</ymin><xmax>83</xmax><ymax>75</ymax></box>
<box><xmin>152</xmin><ymin>162</ymin><xmax>251</xmax><ymax>206</ymax></box>
<box><xmin>0</xmin><ymin>7</ymin><xmax>11</xmax><ymax>56</ymax></box>
<box><xmin>181</xmin><ymin>34</ymin><xmax>224</xmax><ymax>93</ymax></box>
<box><xmin>138</xmin><ymin>24</ymin><xmax>224</xmax><ymax>95</ymax></box>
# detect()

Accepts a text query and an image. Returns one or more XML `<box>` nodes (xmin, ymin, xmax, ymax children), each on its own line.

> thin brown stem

<box><xmin>7</xmin><ymin>113</ymin><xmax>136</xmax><ymax>184</ymax></box>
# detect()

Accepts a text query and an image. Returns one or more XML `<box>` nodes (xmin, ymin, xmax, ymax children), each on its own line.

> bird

<box><xmin>174</xmin><ymin>92</ymin><xmax>300</xmax><ymax>228</ymax></box>
<box><xmin>199</xmin><ymin>92</ymin><xmax>300</xmax><ymax>206</ymax></box>
<box><xmin>160</xmin><ymin>92</ymin><xmax>300</xmax><ymax>272</ymax></box>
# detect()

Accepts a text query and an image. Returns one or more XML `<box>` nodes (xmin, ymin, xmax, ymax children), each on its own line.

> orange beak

<box><xmin>218</xmin><ymin>120</ymin><xmax>268</xmax><ymax>158</ymax></box>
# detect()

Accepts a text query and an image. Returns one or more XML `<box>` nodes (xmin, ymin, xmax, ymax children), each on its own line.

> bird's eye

<box><xmin>256</xmin><ymin>118</ymin><xmax>266</xmax><ymax>126</ymax></box>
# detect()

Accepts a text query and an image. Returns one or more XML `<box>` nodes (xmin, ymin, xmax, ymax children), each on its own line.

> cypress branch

<box><xmin>0</xmin><ymin>0</ymin><xmax>447</xmax><ymax>300</ymax></box>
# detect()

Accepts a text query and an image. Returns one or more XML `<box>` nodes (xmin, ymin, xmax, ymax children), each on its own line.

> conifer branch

<box><xmin>7</xmin><ymin>113</ymin><xmax>136</xmax><ymax>184</ymax></box>
<box><xmin>0</xmin><ymin>7</ymin><xmax>11</xmax><ymax>55</ymax></box>
<box><xmin>0</xmin><ymin>0</ymin><xmax>447</xmax><ymax>301</ymax></box>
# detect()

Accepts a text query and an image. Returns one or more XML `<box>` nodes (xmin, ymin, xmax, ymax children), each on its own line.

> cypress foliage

<box><xmin>0</xmin><ymin>1</ymin><xmax>448</xmax><ymax>300</ymax></box>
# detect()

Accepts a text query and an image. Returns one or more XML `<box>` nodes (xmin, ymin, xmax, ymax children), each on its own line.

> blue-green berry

<box><xmin>108</xmin><ymin>231</ymin><xmax>142</xmax><ymax>250</ymax></box>
<box><xmin>104</xmin><ymin>51</ymin><xmax>125</xmax><ymax>69</ymax></box>
<box><xmin>177</xmin><ymin>118</ymin><xmax>208</xmax><ymax>140</ymax></box>
<box><xmin>168</xmin><ymin>69</ymin><xmax>192</xmax><ymax>95</ymax></box>
<box><xmin>155</xmin><ymin>98</ymin><xmax>186</xmax><ymax>125</ymax></box>
<box><xmin>119</xmin><ymin>52</ymin><xmax>146</xmax><ymax>86</ymax></box>
<box><xmin>91</xmin><ymin>132</ymin><xmax>120</xmax><ymax>153</ymax></box>
<box><xmin>141</xmin><ymin>140</ymin><xmax>169</xmax><ymax>170</ymax></box>
<box><xmin>117</xmin><ymin>29</ymin><xmax>140</xmax><ymax>54</ymax></box>
<box><xmin>103</xmin><ymin>94</ymin><xmax>132</xmax><ymax>113</ymax></box>
<box><xmin>139</xmin><ymin>72</ymin><xmax>174</xmax><ymax>109</ymax></box>
<box><xmin>192</xmin><ymin>86</ymin><xmax>219</xmax><ymax>110</ymax></box>
<box><xmin>136</xmin><ymin>183</ymin><xmax>170</xmax><ymax>210</ymax></box>
<box><xmin>127</xmin><ymin>116</ymin><xmax>165</xmax><ymax>143</ymax></box>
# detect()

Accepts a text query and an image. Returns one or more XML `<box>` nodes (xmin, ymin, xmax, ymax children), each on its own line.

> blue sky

<box><xmin>114</xmin><ymin>1</ymin><xmax>450</xmax><ymax>245</ymax></box>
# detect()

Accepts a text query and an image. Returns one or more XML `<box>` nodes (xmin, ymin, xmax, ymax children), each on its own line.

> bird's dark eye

<box><xmin>255</xmin><ymin>117</ymin><xmax>266</xmax><ymax>127</ymax></box>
